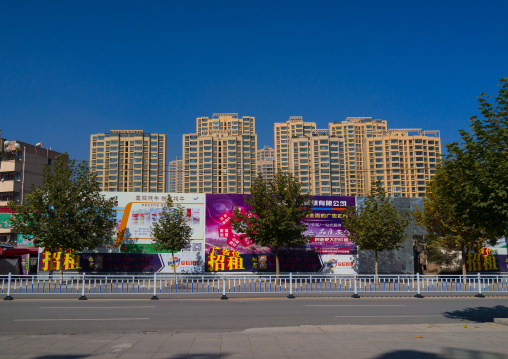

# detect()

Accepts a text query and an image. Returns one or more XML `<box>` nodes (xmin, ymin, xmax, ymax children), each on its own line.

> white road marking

<box><xmin>40</xmin><ymin>306</ymin><xmax>156</xmax><ymax>309</ymax></box>
<box><xmin>112</xmin><ymin>343</ymin><xmax>132</xmax><ymax>352</ymax></box>
<box><xmin>307</xmin><ymin>305</ymin><xmax>406</xmax><ymax>307</ymax></box>
<box><xmin>335</xmin><ymin>315</ymin><xmax>442</xmax><ymax>318</ymax></box>
<box><xmin>15</xmin><ymin>318</ymin><xmax>150</xmax><ymax>321</ymax></box>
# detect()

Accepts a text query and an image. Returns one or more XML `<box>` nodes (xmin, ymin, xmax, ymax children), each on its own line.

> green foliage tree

<box><xmin>150</xmin><ymin>197</ymin><xmax>192</xmax><ymax>278</ymax></box>
<box><xmin>230</xmin><ymin>171</ymin><xmax>313</xmax><ymax>275</ymax></box>
<box><xmin>438</xmin><ymin>78</ymin><xmax>508</xmax><ymax>240</ymax></box>
<box><xmin>8</xmin><ymin>153</ymin><xmax>116</xmax><ymax>275</ymax></box>
<box><xmin>413</xmin><ymin>169</ymin><xmax>491</xmax><ymax>275</ymax></box>
<box><xmin>343</xmin><ymin>182</ymin><xmax>409</xmax><ymax>276</ymax></box>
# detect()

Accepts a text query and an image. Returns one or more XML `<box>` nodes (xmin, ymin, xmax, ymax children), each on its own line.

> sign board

<box><xmin>37</xmin><ymin>192</ymin><xmax>207</xmax><ymax>273</ymax></box>
<box><xmin>17</xmin><ymin>234</ymin><xmax>34</xmax><ymax>247</ymax></box>
<box><xmin>204</xmin><ymin>194</ymin><xmax>357</xmax><ymax>274</ymax></box>
<box><xmin>466</xmin><ymin>237</ymin><xmax>508</xmax><ymax>273</ymax></box>
<box><xmin>0</xmin><ymin>214</ymin><xmax>12</xmax><ymax>229</ymax></box>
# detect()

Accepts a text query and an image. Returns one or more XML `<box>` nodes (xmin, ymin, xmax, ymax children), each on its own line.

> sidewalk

<box><xmin>1</xmin><ymin>322</ymin><xmax>508</xmax><ymax>359</ymax></box>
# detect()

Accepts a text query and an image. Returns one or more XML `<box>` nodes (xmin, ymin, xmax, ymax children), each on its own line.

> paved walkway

<box><xmin>1</xmin><ymin>322</ymin><xmax>508</xmax><ymax>359</ymax></box>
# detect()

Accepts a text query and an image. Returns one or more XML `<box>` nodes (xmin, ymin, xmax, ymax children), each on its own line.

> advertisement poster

<box><xmin>305</xmin><ymin>196</ymin><xmax>357</xmax><ymax>255</ymax></box>
<box><xmin>38</xmin><ymin>193</ymin><xmax>206</xmax><ymax>273</ymax></box>
<box><xmin>112</xmin><ymin>192</ymin><xmax>205</xmax><ymax>246</ymax></box>
<box><xmin>205</xmin><ymin>194</ymin><xmax>357</xmax><ymax>273</ymax></box>
<box><xmin>110</xmin><ymin>192</ymin><xmax>205</xmax><ymax>273</ymax></box>
<box><xmin>466</xmin><ymin>237</ymin><xmax>508</xmax><ymax>273</ymax></box>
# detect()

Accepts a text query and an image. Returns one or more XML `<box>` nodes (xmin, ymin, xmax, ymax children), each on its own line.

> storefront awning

<box><xmin>0</xmin><ymin>247</ymin><xmax>38</xmax><ymax>257</ymax></box>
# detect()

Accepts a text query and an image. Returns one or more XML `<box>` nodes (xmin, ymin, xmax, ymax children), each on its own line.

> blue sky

<box><xmin>1</xmin><ymin>1</ymin><xmax>507</xmax><ymax>163</ymax></box>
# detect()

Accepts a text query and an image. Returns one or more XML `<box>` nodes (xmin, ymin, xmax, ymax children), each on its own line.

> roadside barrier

<box><xmin>1</xmin><ymin>272</ymin><xmax>507</xmax><ymax>300</ymax></box>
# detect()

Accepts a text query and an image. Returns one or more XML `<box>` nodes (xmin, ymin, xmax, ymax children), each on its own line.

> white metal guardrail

<box><xmin>1</xmin><ymin>272</ymin><xmax>507</xmax><ymax>300</ymax></box>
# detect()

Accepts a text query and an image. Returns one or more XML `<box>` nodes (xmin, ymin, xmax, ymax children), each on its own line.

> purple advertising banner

<box><xmin>205</xmin><ymin>194</ymin><xmax>357</xmax><ymax>272</ymax></box>
<box><xmin>305</xmin><ymin>196</ymin><xmax>357</xmax><ymax>255</ymax></box>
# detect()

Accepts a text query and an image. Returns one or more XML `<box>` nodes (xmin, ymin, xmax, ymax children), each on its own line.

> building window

<box><xmin>0</xmin><ymin>192</ymin><xmax>20</xmax><ymax>201</ymax></box>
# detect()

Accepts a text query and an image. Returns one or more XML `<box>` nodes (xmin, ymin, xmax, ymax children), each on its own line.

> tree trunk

<box><xmin>59</xmin><ymin>250</ymin><xmax>65</xmax><ymax>283</ymax></box>
<box><xmin>375</xmin><ymin>250</ymin><xmax>378</xmax><ymax>278</ymax></box>
<box><xmin>274</xmin><ymin>247</ymin><xmax>280</xmax><ymax>279</ymax></box>
<box><xmin>275</xmin><ymin>248</ymin><xmax>281</xmax><ymax>286</ymax></box>
<box><xmin>461</xmin><ymin>244</ymin><xmax>467</xmax><ymax>277</ymax></box>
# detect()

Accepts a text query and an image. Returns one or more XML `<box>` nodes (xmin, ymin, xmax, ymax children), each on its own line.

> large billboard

<box><xmin>37</xmin><ymin>193</ymin><xmax>363</xmax><ymax>274</ymax></box>
<box><xmin>111</xmin><ymin>192</ymin><xmax>205</xmax><ymax>273</ymax></box>
<box><xmin>38</xmin><ymin>193</ymin><xmax>206</xmax><ymax>273</ymax></box>
<box><xmin>204</xmin><ymin>194</ymin><xmax>357</xmax><ymax>274</ymax></box>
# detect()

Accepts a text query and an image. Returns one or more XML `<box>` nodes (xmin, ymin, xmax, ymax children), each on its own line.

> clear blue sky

<box><xmin>1</xmin><ymin>1</ymin><xmax>507</xmax><ymax>163</ymax></box>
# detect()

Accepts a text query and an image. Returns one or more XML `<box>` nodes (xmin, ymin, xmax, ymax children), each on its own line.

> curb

<box><xmin>494</xmin><ymin>318</ymin><xmax>508</xmax><ymax>326</ymax></box>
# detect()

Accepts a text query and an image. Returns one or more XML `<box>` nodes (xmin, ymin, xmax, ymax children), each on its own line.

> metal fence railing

<box><xmin>2</xmin><ymin>272</ymin><xmax>507</xmax><ymax>300</ymax></box>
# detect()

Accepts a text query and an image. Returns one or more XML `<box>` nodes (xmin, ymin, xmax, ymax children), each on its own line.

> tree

<box><xmin>8</xmin><ymin>153</ymin><xmax>116</xmax><ymax>275</ymax></box>
<box><xmin>342</xmin><ymin>182</ymin><xmax>409</xmax><ymax>276</ymax></box>
<box><xmin>230</xmin><ymin>171</ymin><xmax>313</xmax><ymax>275</ymax></box>
<box><xmin>413</xmin><ymin>168</ymin><xmax>492</xmax><ymax>275</ymax></box>
<box><xmin>438</xmin><ymin>77</ymin><xmax>508</xmax><ymax>240</ymax></box>
<box><xmin>150</xmin><ymin>197</ymin><xmax>192</xmax><ymax>278</ymax></box>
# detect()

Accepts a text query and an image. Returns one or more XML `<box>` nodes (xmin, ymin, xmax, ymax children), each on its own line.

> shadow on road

<box><xmin>374</xmin><ymin>350</ymin><xmax>439</xmax><ymax>358</ymax></box>
<box><xmin>374</xmin><ymin>348</ymin><xmax>507</xmax><ymax>359</ymax></box>
<box><xmin>442</xmin><ymin>305</ymin><xmax>508</xmax><ymax>322</ymax></box>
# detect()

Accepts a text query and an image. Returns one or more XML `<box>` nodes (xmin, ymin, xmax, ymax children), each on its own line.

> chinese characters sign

<box><xmin>39</xmin><ymin>250</ymin><xmax>81</xmax><ymax>272</ymax></box>
<box><xmin>38</xmin><ymin>251</ymin><xmax>204</xmax><ymax>273</ymax></box>
<box><xmin>305</xmin><ymin>196</ymin><xmax>357</xmax><ymax>255</ymax></box>
<box><xmin>205</xmin><ymin>194</ymin><xmax>357</xmax><ymax>273</ymax></box>
<box><xmin>466</xmin><ymin>238</ymin><xmax>508</xmax><ymax>273</ymax></box>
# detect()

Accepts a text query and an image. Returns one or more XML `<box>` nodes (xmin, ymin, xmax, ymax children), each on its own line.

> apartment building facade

<box><xmin>183</xmin><ymin>113</ymin><xmax>257</xmax><ymax>193</ymax></box>
<box><xmin>168</xmin><ymin>156</ymin><xmax>183</xmax><ymax>193</ymax></box>
<box><xmin>90</xmin><ymin>130</ymin><xmax>167</xmax><ymax>193</ymax></box>
<box><xmin>0</xmin><ymin>133</ymin><xmax>62</xmax><ymax>242</ymax></box>
<box><xmin>274</xmin><ymin>117</ymin><xmax>440</xmax><ymax>197</ymax></box>
<box><xmin>327</xmin><ymin>117</ymin><xmax>388</xmax><ymax>196</ymax></box>
<box><xmin>363</xmin><ymin>129</ymin><xmax>441</xmax><ymax>198</ymax></box>
<box><xmin>256</xmin><ymin>145</ymin><xmax>275</xmax><ymax>181</ymax></box>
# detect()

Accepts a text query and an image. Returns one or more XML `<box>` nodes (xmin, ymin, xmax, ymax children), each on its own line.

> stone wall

<box><xmin>357</xmin><ymin>197</ymin><xmax>424</xmax><ymax>274</ymax></box>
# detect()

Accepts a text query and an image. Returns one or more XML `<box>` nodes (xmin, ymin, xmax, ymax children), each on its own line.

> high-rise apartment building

<box><xmin>275</xmin><ymin>117</ymin><xmax>347</xmax><ymax>195</ymax></box>
<box><xmin>168</xmin><ymin>156</ymin><xmax>183</xmax><ymax>193</ymax></box>
<box><xmin>274</xmin><ymin>117</ymin><xmax>316</xmax><ymax>173</ymax></box>
<box><xmin>328</xmin><ymin>117</ymin><xmax>388</xmax><ymax>196</ymax></box>
<box><xmin>90</xmin><ymin>130</ymin><xmax>167</xmax><ymax>193</ymax></box>
<box><xmin>183</xmin><ymin>113</ymin><xmax>257</xmax><ymax>193</ymax></box>
<box><xmin>364</xmin><ymin>128</ymin><xmax>441</xmax><ymax>198</ymax></box>
<box><xmin>274</xmin><ymin>117</ymin><xmax>440</xmax><ymax>197</ymax></box>
<box><xmin>256</xmin><ymin>145</ymin><xmax>275</xmax><ymax>181</ymax></box>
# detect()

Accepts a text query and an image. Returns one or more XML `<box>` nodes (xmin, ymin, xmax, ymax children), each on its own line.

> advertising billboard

<box><xmin>111</xmin><ymin>192</ymin><xmax>205</xmax><ymax>273</ymax></box>
<box><xmin>38</xmin><ymin>193</ymin><xmax>206</xmax><ymax>273</ymax></box>
<box><xmin>204</xmin><ymin>194</ymin><xmax>357</xmax><ymax>274</ymax></box>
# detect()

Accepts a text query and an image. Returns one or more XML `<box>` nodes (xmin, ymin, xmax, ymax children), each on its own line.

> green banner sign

<box><xmin>0</xmin><ymin>213</ymin><xmax>13</xmax><ymax>229</ymax></box>
<box><xmin>17</xmin><ymin>234</ymin><xmax>34</xmax><ymax>247</ymax></box>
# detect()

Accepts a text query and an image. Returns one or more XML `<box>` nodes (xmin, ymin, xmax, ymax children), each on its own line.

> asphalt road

<box><xmin>1</xmin><ymin>297</ymin><xmax>507</xmax><ymax>336</ymax></box>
